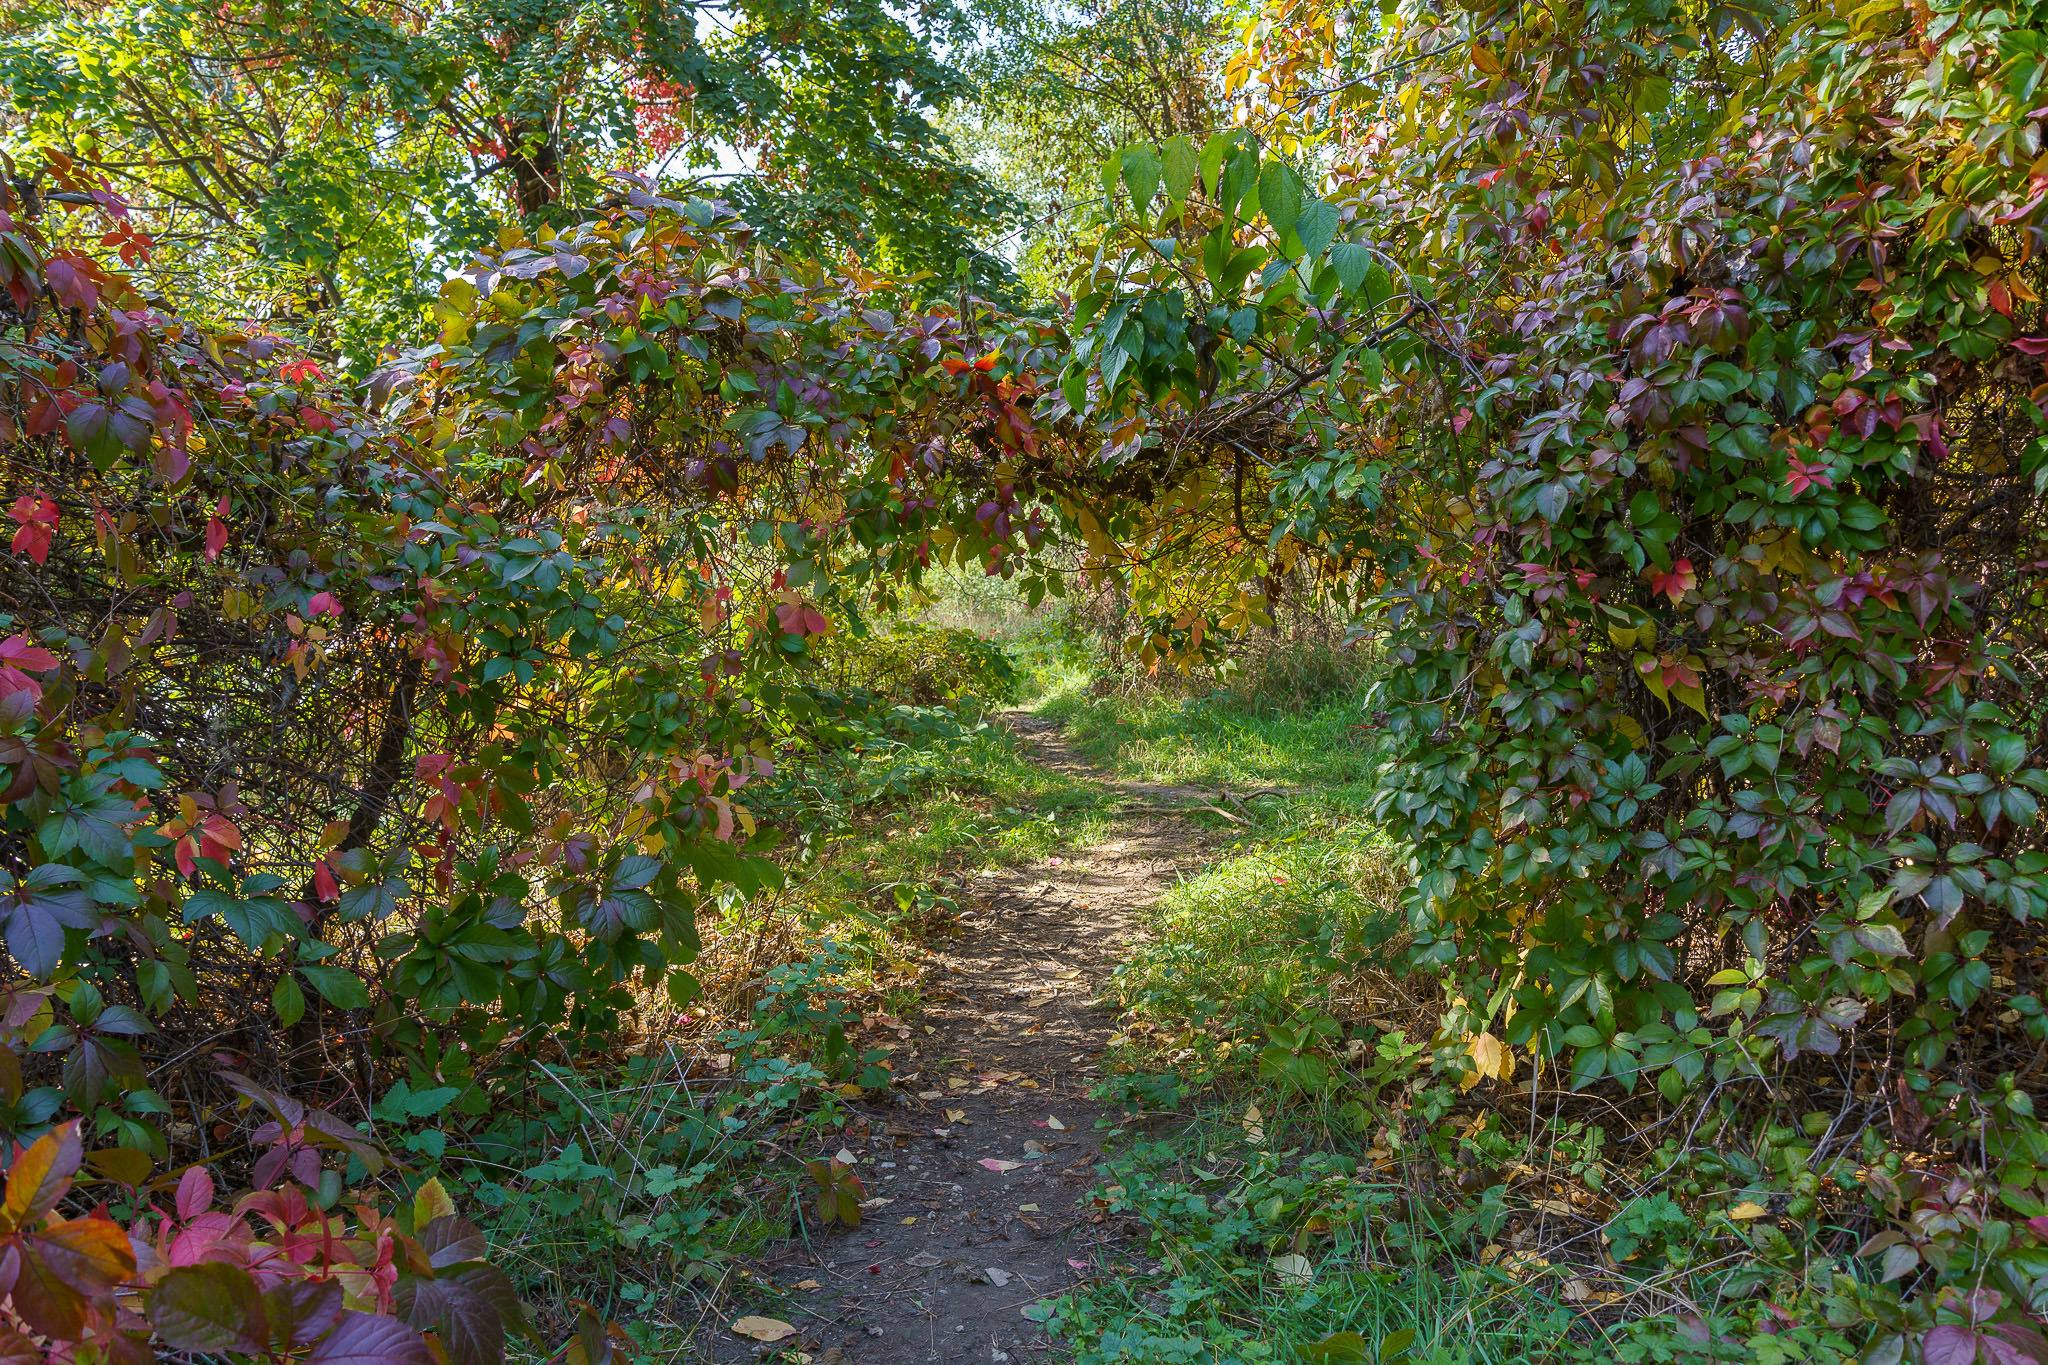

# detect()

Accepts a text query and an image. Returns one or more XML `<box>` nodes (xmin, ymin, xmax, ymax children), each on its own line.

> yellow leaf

<box><xmin>1729</xmin><ymin>1201</ymin><xmax>1769</xmax><ymax>1220</ymax></box>
<box><xmin>412</xmin><ymin>1176</ymin><xmax>456</xmax><ymax>1228</ymax></box>
<box><xmin>731</xmin><ymin>1317</ymin><xmax>797</xmax><ymax>1342</ymax></box>
<box><xmin>1465</xmin><ymin>1032</ymin><xmax>1509</xmax><ymax>1087</ymax></box>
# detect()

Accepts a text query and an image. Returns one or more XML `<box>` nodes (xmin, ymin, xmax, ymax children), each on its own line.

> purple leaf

<box><xmin>395</xmin><ymin>1271</ymin><xmax>509</xmax><ymax>1365</ymax></box>
<box><xmin>1924</xmin><ymin>1327</ymin><xmax>1982</xmax><ymax>1365</ymax></box>
<box><xmin>305</xmin><ymin>1311</ymin><xmax>431</xmax><ymax>1365</ymax></box>
<box><xmin>265</xmin><ymin>1277</ymin><xmax>345</xmax><ymax>1349</ymax></box>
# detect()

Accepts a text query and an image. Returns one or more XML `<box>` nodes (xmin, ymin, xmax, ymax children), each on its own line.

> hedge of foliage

<box><xmin>1355</xmin><ymin>0</ymin><xmax>2048</xmax><ymax>1310</ymax></box>
<box><xmin>1049</xmin><ymin>0</ymin><xmax>2048</xmax><ymax>1353</ymax></box>
<box><xmin>0</xmin><ymin>167</ymin><xmax>1061</xmax><ymax>1358</ymax></box>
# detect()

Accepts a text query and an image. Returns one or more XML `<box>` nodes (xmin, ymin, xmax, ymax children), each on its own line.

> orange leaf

<box><xmin>1</xmin><ymin>1122</ymin><xmax>81</xmax><ymax>1234</ymax></box>
<box><xmin>30</xmin><ymin>1215</ymin><xmax>137</xmax><ymax>1293</ymax></box>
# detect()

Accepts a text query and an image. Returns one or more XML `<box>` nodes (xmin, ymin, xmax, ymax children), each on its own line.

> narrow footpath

<box><xmin>711</xmin><ymin>713</ymin><xmax>1230</xmax><ymax>1364</ymax></box>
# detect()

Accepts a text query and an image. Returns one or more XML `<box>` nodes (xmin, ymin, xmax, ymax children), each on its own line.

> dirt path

<box><xmin>710</xmin><ymin>714</ymin><xmax>1227</xmax><ymax>1364</ymax></box>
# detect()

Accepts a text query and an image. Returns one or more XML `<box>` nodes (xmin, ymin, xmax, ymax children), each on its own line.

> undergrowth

<box><xmin>1026</xmin><ymin>651</ymin><xmax>1895</xmax><ymax>1365</ymax></box>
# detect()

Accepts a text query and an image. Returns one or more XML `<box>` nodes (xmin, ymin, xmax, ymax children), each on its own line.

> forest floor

<box><xmin>709</xmin><ymin>712</ymin><xmax>1235</xmax><ymax>1365</ymax></box>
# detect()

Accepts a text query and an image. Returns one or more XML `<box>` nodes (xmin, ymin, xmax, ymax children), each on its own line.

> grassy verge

<box><xmin>1032</xmin><ymin>672</ymin><xmax>1382</xmax><ymax>801</ymax></box>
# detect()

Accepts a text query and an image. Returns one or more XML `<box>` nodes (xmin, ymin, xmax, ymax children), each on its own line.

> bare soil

<box><xmin>708</xmin><ymin>713</ymin><xmax>1228</xmax><ymax>1364</ymax></box>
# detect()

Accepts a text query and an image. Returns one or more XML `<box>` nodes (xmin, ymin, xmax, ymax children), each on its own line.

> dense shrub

<box><xmin>1359</xmin><ymin>0</ymin><xmax>2048</xmax><ymax>1199</ymax></box>
<box><xmin>818</xmin><ymin>621</ymin><xmax>1019</xmax><ymax>708</ymax></box>
<box><xmin>0</xmin><ymin>166</ymin><xmax>1061</xmax><ymax>1359</ymax></box>
<box><xmin>1048</xmin><ymin>0</ymin><xmax>2048</xmax><ymax>1352</ymax></box>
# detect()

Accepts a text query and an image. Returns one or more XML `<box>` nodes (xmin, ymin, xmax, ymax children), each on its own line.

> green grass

<box><xmin>1109</xmin><ymin>821</ymin><xmax>1409</xmax><ymax>1039</ymax></box>
<box><xmin>1031</xmin><ymin>668</ymin><xmax>1383</xmax><ymax>801</ymax></box>
<box><xmin>785</xmin><ymin>723</ymin><xmax>1115</xmax><ymax>910</ymax></box>
<box><xmin>1040</xmin><ymin>1111</ymin><xmax>1590</xmax><ymax>1365</ymax></box>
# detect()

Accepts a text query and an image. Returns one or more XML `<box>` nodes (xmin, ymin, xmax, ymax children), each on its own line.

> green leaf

<box><xmin>337</xmin><ymin>876</ymin><xmax>405</xmax><ymax>923</ymax></box>
<box><xmin>298</xmin><ymin>965</ymin><xmax>372</xmax><ymax>1010</ymax></box>
<box><xmin>1198</xmin><ymin>131</ymin><xmax>1234</xmax><ymax>198</ymax></box>
<box><xmin>272</xmin><ymin>974</ymin><xmax>306</xmax><ymax>1028</ymax></box>
<box><xmin>1160</xmin><ymin>136</ymin><xmax>1197</xmax><ymax>211</ymax></box>
<box><xmin>1330</xmin><ymin>242</ymin><xmax>1373</xmax><ymax>296</ymax></box>
<box><xmin>1294</xmin><ymin>199</ymin><xmax>1339</xmax><ymax>260</ymax></box>
<box><xmin>1259</xmin><ymin>160</ymin><xmax>1302</xmax><ymax>236</ymax></box>
<box><xmin>1122</xmin><ymin>146</ymin><xmax>1162</xmax><ymax>217</ymax></box>
<box><xmin>1301</xmin><ymin>1331</ymin><xmax>1372</xmax><ymax>1363</ymax></box>
<box><xmin>1364</xmin><ymin>262</ymin><xmax>1395</xmax><ymax>308</ymax></box>
<box><xmin>149</xmin><ymin>1262</ymin><xmax>268</xmax><ymax>1355</ymax></box>
<box><xmin>1219</xmin><ymin>149</ymin><xmax>1260</xmax><ymax>218</ymax></box>
<box><xmin>3</xmin><ymin>879</ymin><xmax>94</xmax><ymax>980</ymax></box>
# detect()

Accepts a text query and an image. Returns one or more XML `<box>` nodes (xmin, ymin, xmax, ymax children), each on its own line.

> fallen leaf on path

<box><xmin>835</xmin><ymin>1147</ymin><xmax>858</xmax><ymax>1164</ymax></box>
<box><xmin>946</xmin><ymin>1108</ymin><xmax>967</xmax><ymax>1123</ymax></box>
<box><xmin>1067</xmin><ymin>1259</ymin><xmax>1088</xmax><ymax>1270</ymax></box>
<box><xmin>794</xmin><ymin>1279</ymin><xmax>821</xmax><ymax>1290</ymax></box>
<box><xmin>1729</xmin><ymin>1201</ymin><xmax>1769</xmax><ymax>1220</ymax></box>
<box><xmin>980</xmin><ymin>1159</ymin><xmax>1023</xmax><ymax>1172</ymax></box>
<box><xmin>1017</xmin><ymin>1079</ymin><xmax>1040</xmax><ymax>1088</ymax></box>
<box><xmin>1019</xmin><ymin>1203</ymin><xmax>1039</xmax><ymax>1212</ymax></box>
<box><xmin>901</xmin><ymin>1216</ymin><xmax>918</xmax><ymax>1224</ymax></box>
<box><xmin>908</xmin><ymin>1253</ymin><xmax>943</xmax><ymax>1267</ymax></box>
<box><xmin>1242</xmin><ymin>1105</ymin><xmax>1265</xmax><ymax>1145</ymax></box>
<box><xmin>948</xmin><ymin>1078</ymin><xmax>970</xmax><ymax>1089</ymax></box>
<box><xmin>1023</xmin><ymin>1140</ymin><xmax>1044</xmax><ymax>1154</ymax></box>
<box><xmin>732</xmin><ymin>1317</ymin><xmax>796</xmax><ymax>1342</ymax></box>
<box><xmin>1531</xmin><ymin>1200</ymin><xmax>1575</xmax><ymax>1216</ymax></box>
<box><xmin>1562</xmin><ymin>1277</ymin><xmax>1593</xmax><ymax>1302</ymax></box>
<box><xmin>985</xmin><ymin>1267</ymin><xmax>1013</xmax><ymax>1286</ymax></box>
<box><xmin>918</xmin><ymin>1090</ymin><xmax>945</xmax><ymax>1100</ymax></box>
<box><xmin>1046</xmin><ymin>1116</ymin><xmax>1066</xmax><ymax>1130</ymax></box>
